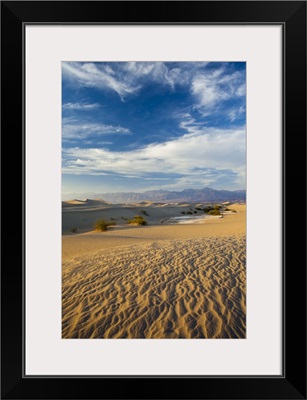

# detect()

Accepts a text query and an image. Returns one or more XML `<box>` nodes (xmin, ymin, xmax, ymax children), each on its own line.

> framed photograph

<box><xmin>1</xmin><ymin>1</ymin><xmax>306</xmax><ymax>399</ymax></box>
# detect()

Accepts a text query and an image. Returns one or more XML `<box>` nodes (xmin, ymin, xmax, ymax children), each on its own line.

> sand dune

<box><xmin>62</xmin><ymin>203</ymin><xmax>246</xmax><ymax>339</ymax></box>
<box><xmin>62</xmin><ymin>198</ymin><xmax>110</xmax><ymax>208</ymax></box>
<box><xmin>62</xmin><ymin>201</ymin><xmax>244</xmax><ymax>234</ymax></box>
<box><xmin>62</xmin><ymin>234</ymin><xmax>245</xmax><ymax>339</ymax></box>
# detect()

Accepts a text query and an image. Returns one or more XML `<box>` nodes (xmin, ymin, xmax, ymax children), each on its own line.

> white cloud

<box><xmin>122</xmin><ymin>62</ymin><xmax>190</xmax><ymax>89</ymax></box>
<box><xmin>82</xmin><ymin>140</ymin><xmax>113</xmax><ymax>146</ymax></box>
<box><xmin>228</xmin><ymin>110</ymin><xmax>237</xmax><ymax>122</ymax></box>
<box><xmin>62</xmin><ymin>126</ymin><xmax>246</xmax><ymax>188</ymax></box>
<box><xmin>63</xmin><ymin>102</ymin><xmax>100</xmax><ymax>110</ymax></box>
<box><xmin>62</xmin><ymin>62</ymin><xmax>246</xmax><ymax>117</ymax></box>
<box><xmin>62</xmin><ymin>62</ymin><xmax>213</xmax><ymax>100</ymax></box>
<box><xmin>228</xmin><ymin>106</ymin><xmax>245</xmax><ymax>122</ymax></box>
<box><xmin>236</xmin><ymin>84</ymin><xmax>246</xmax><ymax>96</ymax></box>
<box><xmin>62</xmin><ymin>117</ymin><xmax>130</xmax><ymax>141</ymax></box>
<box><xmin>191</xmin><ymin>68</ymin><xmax>246</xmax><ymax>110</ymax></box>
<box><xmin>62</xmin><ymin>62</ymin><xmax>139</xmax><ymax>100</ymax></box>
<box><xmin>192</xmin><ymin>76</ymin><xmax>226</xmax><ymax>108</ymax></box>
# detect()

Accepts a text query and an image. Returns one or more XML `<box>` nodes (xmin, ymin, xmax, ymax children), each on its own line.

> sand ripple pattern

<box><xmin>62</xmin><ymin>234</ymin><xmax>246</xmax><ymax>338</ymax></box>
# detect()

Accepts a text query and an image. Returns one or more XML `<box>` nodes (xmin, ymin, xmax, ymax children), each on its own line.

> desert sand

<box><xmin>62</xmin><ymin>202</ymin><xmax>246</xmax><ymax>339</ymax></box>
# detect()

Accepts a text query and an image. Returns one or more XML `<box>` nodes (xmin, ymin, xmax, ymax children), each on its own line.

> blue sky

<box><xmin>62</xmin><ymin>62</ymin><xmax>246</xmax><ymax>196</ymax></box>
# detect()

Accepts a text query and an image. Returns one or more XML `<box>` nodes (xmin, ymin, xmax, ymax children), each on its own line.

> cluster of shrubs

<box><xmin>180</xmin><ymin>204</ymin><xmax>225</xmax><ymax>217</ymax></box>
<box><xmin>94</xmin><ymin>219</ymin><xmax>116</xmax><ymax>232</ymax></box>
<box><xmin>71</xmin><ymin>213</ymin><xmax>149</xmax><ymax>234</ymax></box>
<box><xmin>179</xmin><ymin>204</ymin><xmax>239</xmax><ymax>219</ymax></box>
<box><xmin>207</xmin><ymin>205</ymin><xmax>222</xmax><ymax>215</ymax></box>
<box><xmin>95</xmin><ymin>215</ymin><xmax>148</xmax><ymax>230</ymax></box>
<box><xmin>128</xmin><ymin>215</ymin><xmax>147</xmax><ymax>225</ymax></box>
<box><xmin>71</xmin><ymin>203</ymin><xmax>236</xmax><ymax>234</ymax></box>
<box><xmin>207</xmin><ymin>209</ymin><xmax>221</xmax><ymax>216</ymax></box>
<box><xmin>201</xmin><ymin>205</ymin><xmax>221</xmax><ymax>215</ymax></box>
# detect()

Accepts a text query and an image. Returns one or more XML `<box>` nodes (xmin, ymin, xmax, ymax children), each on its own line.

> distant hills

<box><xmin>62</xmin><ymin>187</ymin><xmax>246</xmax><ymax>204</ymax></box>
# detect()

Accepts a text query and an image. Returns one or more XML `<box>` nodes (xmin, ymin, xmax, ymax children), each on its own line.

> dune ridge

<box><xmin>62</xmin><ymin>234</ymin><xmax>246</xmax><ymax>339</ymax></box>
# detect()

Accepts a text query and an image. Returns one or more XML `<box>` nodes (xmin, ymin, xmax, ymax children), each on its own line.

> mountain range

<box><xmin>62</xmin><ymin>187</ymin><xmax>246</xmax><ymax>204</ymax></box>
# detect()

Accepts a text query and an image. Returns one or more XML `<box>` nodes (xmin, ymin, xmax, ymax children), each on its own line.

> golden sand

<box><xmin>62</xmin><ymin>203</ymin><xmax>246</xmax><ymax>339</ymax></box>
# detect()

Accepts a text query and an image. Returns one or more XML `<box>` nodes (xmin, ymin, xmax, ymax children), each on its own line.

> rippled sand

<box><xmin>62</xmin><ymin>233</ymin><xmax>246</xmax><ymax>339</ymax></box>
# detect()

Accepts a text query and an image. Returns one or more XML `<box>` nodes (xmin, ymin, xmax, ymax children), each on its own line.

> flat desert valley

<box><xmin>62</xmin><ymin>200</ymin><xmax>246</xmax><ymax>339</ymax></box>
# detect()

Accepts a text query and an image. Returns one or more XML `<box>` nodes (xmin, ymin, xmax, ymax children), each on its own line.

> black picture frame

<box><xmin>1</xmin><ymin>1</ymin><xmax>306</xmax><ymax>399</ymax></box>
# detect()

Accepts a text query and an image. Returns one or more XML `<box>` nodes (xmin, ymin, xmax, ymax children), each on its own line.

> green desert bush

<box><xmin>94</xmin><ymin>219</ymin><xmax>116</xmax><ymax>232</ymax></box>
<box><xmin>208</xmin><ymin>209</ymin><xmax>221</xmax><ymax>216</ymax></box>
<box><xmin>214</xmin><ymin>204</ymin><xmax>222</xmax><ymax>210</ymax></box>
<box><xmin>187</xmin><ymin>211</ymin><xmax>193</xmax><ymax>215</ymax></box>
<box><xmin>203</xmin><ymin>206</ymin><xmax>213</xmax><ymax>213</ymax></box>
<box><xmin>128</xmin><ymin>215</ymin><xmax>147</xmax><ymax>225</ymax></box>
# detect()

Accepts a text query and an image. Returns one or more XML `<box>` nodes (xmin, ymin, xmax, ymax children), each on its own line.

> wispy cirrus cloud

<box><xmin>191</xmin><ymin>68</ymin><xmax>246</xmax><ymax>111</ymax></box>
<box><xmin>122</xmin><ymin>62</ymin><xmax>191</xmax><ymax>89</ymax></box>
<box><xmin>62</xmin><ymin>102</ymin><xmax>100</xmax><ymax>110</ymax></box>
<box><xmin>62</xmin><ymin>117</ymin><xmax>131</xmax><ymax>141</ymax></box>
<box><xmin>62</xmin><ymin>62</ymin><xmax>212</xmax><ymax>100</ymax></box>
<box><xmin>228</xmin><ymin>106</ymin><xmax>245</xmax><ymax>122</ymax></box>
<box><xmin>62</xmin><ymin>62</ymin><xmax>140</xmax><ymax>100</ymax></box>
<box><xmin>62</xmin><ymin>62</ymin><xmax>246</xmax><ymax>112</ymax></box>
